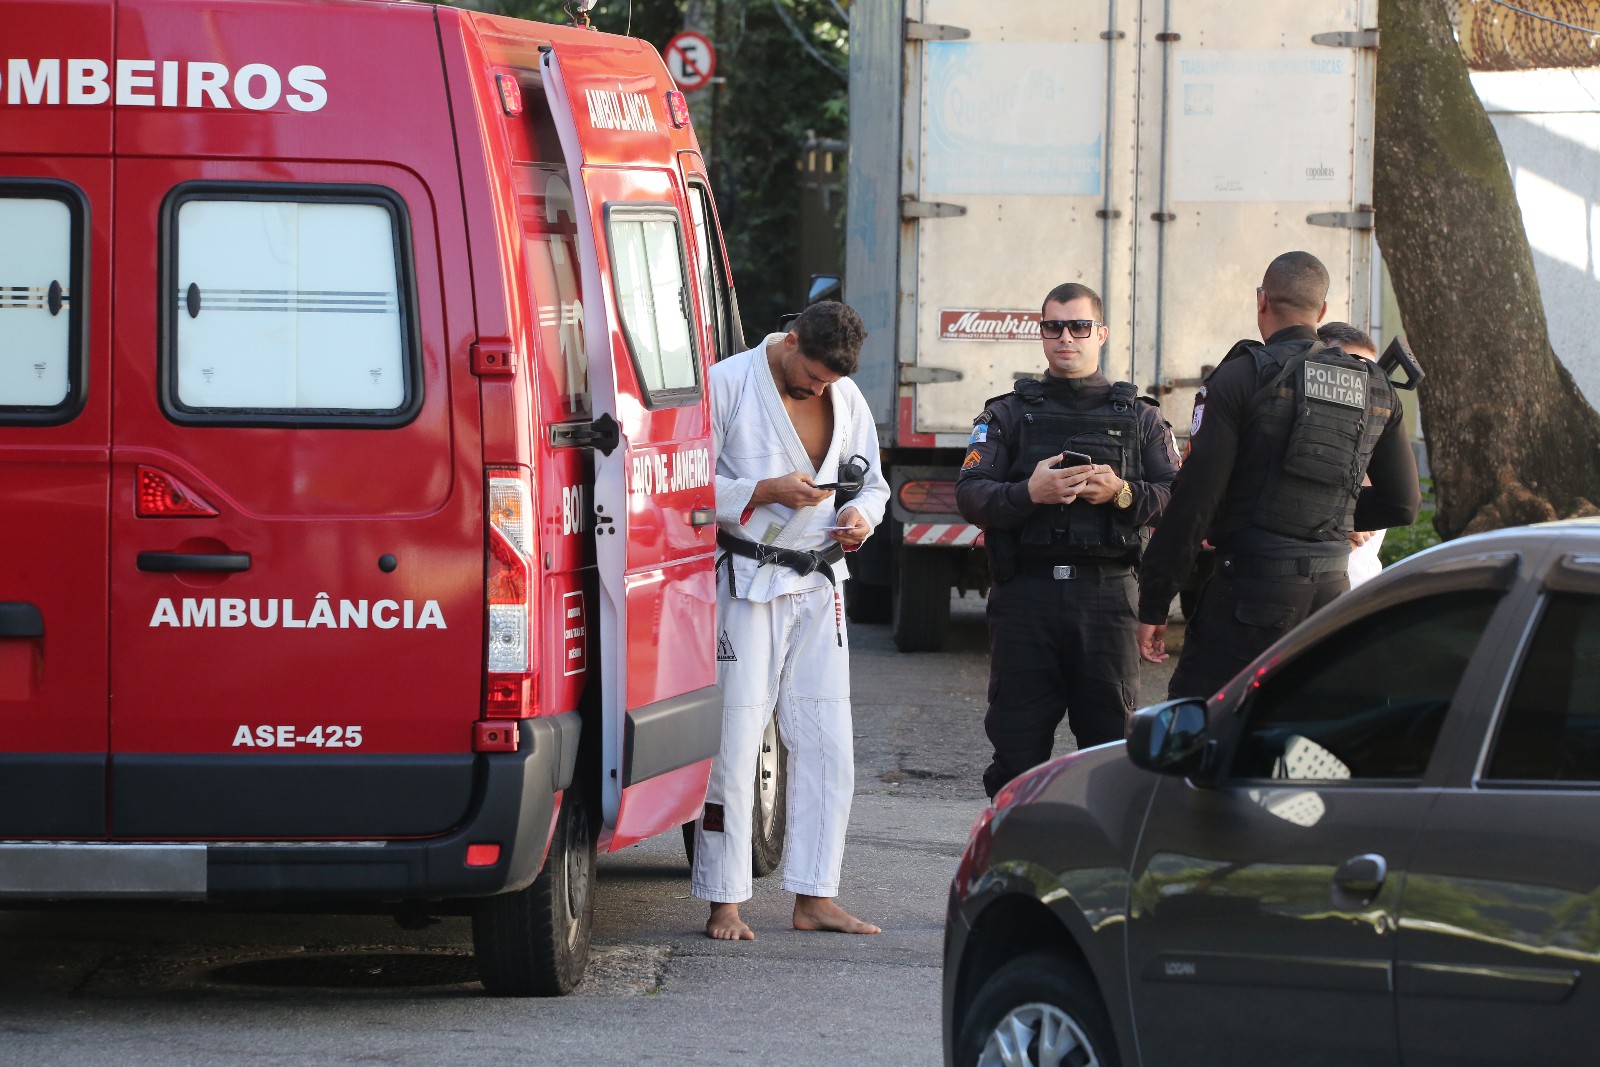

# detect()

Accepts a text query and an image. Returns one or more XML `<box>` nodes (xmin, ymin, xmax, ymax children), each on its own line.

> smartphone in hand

<box><xmin>1051</xmin><ymin>449</ymin><xmax>1094</xmax><ymax>470</ymax></box>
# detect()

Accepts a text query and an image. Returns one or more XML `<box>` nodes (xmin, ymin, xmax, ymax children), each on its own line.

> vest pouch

<box><xmin>1280</xmin><ymin>414</ymin><xmax>1362</xmax><ymax>488</ymax></box>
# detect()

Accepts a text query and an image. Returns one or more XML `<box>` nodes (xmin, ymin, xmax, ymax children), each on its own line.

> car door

<box><xmin>540</xmin><ymin>47</ymin><xmax>719</xmax><ymax>848</ymax></box>
<box><xmin>1127</xmin><ymin>558</ymin><xmax>1521</xmax><ymax>1066</ymax></box>
<box><xmin>1396</xmin><ymin>547</ymin><xmax>1600</xmax><ymax>1067</ymax></box>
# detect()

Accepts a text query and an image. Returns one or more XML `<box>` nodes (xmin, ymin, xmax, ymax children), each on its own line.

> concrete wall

<box><xmin>1473</xmin><ymin>68</ymin><xmax>1600</xmax><ymax>408</ymax></box>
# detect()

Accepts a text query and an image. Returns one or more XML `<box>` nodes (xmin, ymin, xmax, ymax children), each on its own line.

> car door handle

<box><xmin>0</xmin><ymin>602</ymin><xmax>43</xmax><ymax>638</ymax></box>
<box><xmin>689</xmin><ymin>507</ymin><xmax>716</xmax><ymax>527</ymax></box>
<box><xmin>137</xmin><ymin>552</ymin><xmax>252</xmax><ymax>573</ymax></box>
<box><xmin>1331</xmin><ymin>852</ymin><xmax>1388</xmax><ymax>909</ymax></box>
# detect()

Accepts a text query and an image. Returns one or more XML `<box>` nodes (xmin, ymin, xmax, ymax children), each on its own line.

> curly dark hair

<box><xmin>791</xmin><ymin>301</ymin><xmax>867</xmax><ymax>377</ymax></box>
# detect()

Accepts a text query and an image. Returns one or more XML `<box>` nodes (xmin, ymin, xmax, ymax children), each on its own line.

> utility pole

<box><xmin>683</xmin><ymin>0</ymin><xmax>723</xmax><ymax>167</ymax></box>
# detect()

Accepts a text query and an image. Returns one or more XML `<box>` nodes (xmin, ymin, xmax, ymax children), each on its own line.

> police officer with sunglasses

<box><xmin>956</xmin><ymin>282</ymin><xmax>1180</xmax><ymax>798</ymax></box>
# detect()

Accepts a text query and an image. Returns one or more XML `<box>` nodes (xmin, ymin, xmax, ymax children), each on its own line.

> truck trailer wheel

<box><xmin>845</xmin><ymin>580</ymin><xmax>892</xmax><ymax>624</ymax></box>
<box><xmin>893</xmin><ymin>546</ymin><xmax>954</xmax><ymax>652</ymax></box>
<box><xmin>681</xmin><ymin>712</ymin><xmax>788</xmax><ymax>878</ymax></box>
<box><xmin>473</xmin><ymin>786</ymin><xmax>595</xmax><ymax>996</ymax></box>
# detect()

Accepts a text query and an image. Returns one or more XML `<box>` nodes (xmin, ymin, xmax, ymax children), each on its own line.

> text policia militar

<box><xmin>1</xmin><ymin>57</ymin><xmax>327</xmax><ymax>111</ymax></box>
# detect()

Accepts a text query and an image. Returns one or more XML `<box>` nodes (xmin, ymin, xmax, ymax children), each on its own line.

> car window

<box><xmin>1231</xmin><ymin>590</ymin><xmax>1503</xmax><ymax>782</ymax></box>
<box><xmin>1484</xmin><ymin>591</ymin><xmax>1600</xmax><ymax>784</ymax></box>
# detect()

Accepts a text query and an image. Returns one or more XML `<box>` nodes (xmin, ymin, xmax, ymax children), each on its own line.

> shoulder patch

<box><xmin>968</xmin><ymin>423</ymin><xmax>988</xmax><ymax>445</ymax></box>
<box><xmin>961</xmin><ymin>449</ymin><xmax>983</xmax><ymax>471</ymax></box>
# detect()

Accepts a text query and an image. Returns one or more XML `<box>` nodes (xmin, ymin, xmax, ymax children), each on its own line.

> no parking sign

<box><xmin>665</xmin><ymin>31</ymin><xmax>716</xmax><ymax>92</ymax></box>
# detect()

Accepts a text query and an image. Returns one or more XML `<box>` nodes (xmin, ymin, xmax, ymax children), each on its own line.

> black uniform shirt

<box><xmin>955</xmin><ymin>371</ymin><xmax>1180</xmax><ymax>536</ymax></box>
<box><xmin>1136</xmin><ymin>325</ymin><xmax>1422</xmax><ymax>624</ymax></box>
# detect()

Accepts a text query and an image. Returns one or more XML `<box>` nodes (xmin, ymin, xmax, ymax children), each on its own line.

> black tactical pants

<box><xmin>1167</xmin><ymin>556</ymin><xmax>1348</xmax><ymax>702</ymax></box>
<box><xmin>983</xmin><ymin>565</ymin><xmax>1138</xmax><ymax>798</ymax></box>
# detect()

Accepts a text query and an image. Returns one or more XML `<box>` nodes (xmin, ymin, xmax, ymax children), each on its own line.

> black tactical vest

<box><xmin>1006</xmin><ymin>380</ymin><xmax>1147</xmax><ymax>560</ymax></box>
<box><xmin>1247</xmin><ymin>342</ymin><xmax>1395</xmax><ymax>539</ymax></box>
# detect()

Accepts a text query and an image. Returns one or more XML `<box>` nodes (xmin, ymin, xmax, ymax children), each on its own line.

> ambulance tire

<box><xmin>679</xmin><ymin>713</ymin><xmax>789</xmax><ymax>878</ymax></box>
<box><xmin>892</xmin><ymin>546</ymin><xmax>953</xmax><ymax>652</ymax></box>
<box><xmin>750</xmin><ymin>712</ymin><xmax>788</xmax><ymax>877</ymax></box>
<box><xmin>472</xmin><ymin>785</ymin><xmax>596</xmax><ymax>997</ymax></box>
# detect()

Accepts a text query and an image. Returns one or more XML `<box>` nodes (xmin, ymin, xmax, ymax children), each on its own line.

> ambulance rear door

<box><xmin>104</xmin><ymin>0</ymin><xmax>485</xmax><ymax>841</ymax></box>
<box><xmin>540</xmin><ymin>43</ymin><xmax>720</xmax><ymax>848</ymax></box>
<box><xmin>0</xmin><ymin>0</ymin><xmax>115</xmax><ymax>838</ymax></box>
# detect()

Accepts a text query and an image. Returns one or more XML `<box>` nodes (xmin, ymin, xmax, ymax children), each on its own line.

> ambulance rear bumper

<box><xmin>0</xmin><ymin>712</ymin><xmax>581</xmax><ymax>903</ymax></box>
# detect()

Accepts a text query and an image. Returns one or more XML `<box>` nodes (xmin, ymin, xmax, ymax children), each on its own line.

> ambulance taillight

<box><xmin>136</xmin><ymin>466</ymin><xmax>219</xmax><ymax>518</ymax></box>
<box><xmin>484</xmin><ymin>471</ymin><xmax>535</xmax><ymax>721</ymax></box>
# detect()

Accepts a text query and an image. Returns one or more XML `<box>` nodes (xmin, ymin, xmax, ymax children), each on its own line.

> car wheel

<box><xmin>681</xmin><ymin>712</ymin><xmax>787</xmax><ymax>879</ymax></box>
<box><xmin>958</xmin><ymin>952</ymin><xmax>1119</xmax><ymax>1067</ymax></box>
<box><xmin>472</xmin><ymin>786</ymin><xmax>595</xmax><ymax>996</ymax></box>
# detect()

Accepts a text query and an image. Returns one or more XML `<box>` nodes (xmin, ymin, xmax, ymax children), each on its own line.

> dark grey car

<box><xmin>943</xmin><ymin>520</ymin><xmax>1600</xmax><ymax>1067</ymax></box>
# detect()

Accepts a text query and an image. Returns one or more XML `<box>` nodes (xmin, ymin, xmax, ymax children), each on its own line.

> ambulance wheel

<box><xmin>750</xmin><ymin>712</ymin><xmax>788</xmax><ymax>877</ymax></box>
<box><xmin>893</xmin><ymin>547</ymin><xmax>953</xmax><ymax>652</ymax></box>
<box><xmin>473</xmin><ymin>787</ymin><xmax>595</xmax><ymax>997</ymax></box>
<box><xmin>679</xmin><ymin>712</ymin><xmax>788</xmax><ymax>879</ymax></box>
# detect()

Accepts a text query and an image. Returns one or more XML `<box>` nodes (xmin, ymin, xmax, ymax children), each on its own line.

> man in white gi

<box><xmin>691</xmin><ymin>300</ymin><xmax>889</xmax><ymax>940</ymax></box>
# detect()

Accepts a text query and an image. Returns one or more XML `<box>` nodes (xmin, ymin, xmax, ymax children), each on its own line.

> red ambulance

<box><xmin>0</xmin><ymin>0</ymin><xmax>744</xmax><ymax>995</ymax></box>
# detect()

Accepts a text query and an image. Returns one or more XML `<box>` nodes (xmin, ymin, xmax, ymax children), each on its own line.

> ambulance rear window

<box><xmin>0</xmin><ymin>182</ymin><xmax>86</xmax><ymax>424</ymax></box>
<box><xmin>605</xmin><ymin>207</ymin><xmax>700</xmax><ymax>406</ymax></box>
<box><xmin>163</xmin><ymin>185</ymin><xmax>419</xmax><ymax>426</ymax></box>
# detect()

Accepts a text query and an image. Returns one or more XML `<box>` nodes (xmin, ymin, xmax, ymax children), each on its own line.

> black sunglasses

<box><xmin>1040</xmin><ymin>319</ymin><xmax>1101</xmax><ymax>339</ymax></box>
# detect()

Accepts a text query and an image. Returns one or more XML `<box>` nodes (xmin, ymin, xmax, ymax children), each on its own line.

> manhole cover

<box><xmin>210</xmin><ymin>952</ymin><xmax>478</xmax><ymax>990</ymax></box>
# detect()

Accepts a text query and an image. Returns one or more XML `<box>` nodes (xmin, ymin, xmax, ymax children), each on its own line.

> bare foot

<box><xmin>792</xmin><ymin>895</ymin><xmax>881</xmax><ymax>934</ymax></box>
<box><xmin>706</xmin><ymin>902</ymin><xmax>756</xmax><ymax>941</ymax></box>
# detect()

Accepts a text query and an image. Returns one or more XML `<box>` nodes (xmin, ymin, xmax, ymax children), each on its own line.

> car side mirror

<box><xmin>1127</xmin><ymin>698</ymin><xmax>1210</xmax><ymax>776</ymax></box>
<box><xmin>807</xmin><ymin>273</ymin><xmax>842</xmax><ymax>304</ymax></box>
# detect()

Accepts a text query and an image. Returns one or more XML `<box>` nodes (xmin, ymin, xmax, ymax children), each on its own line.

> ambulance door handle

<box><xmin>0</xmin><ymin>603</ymin><xmax>43</xmax><ymax>638</ymax></box>
<box><xmin>689</xmin><ymin>508</ymin><xmax>716</xmax><ymax>527</ymax></box>
<box><xmin>137</xmin><ymin>552</ymin><xmax>252</xmax><ymax>574</ymax></box>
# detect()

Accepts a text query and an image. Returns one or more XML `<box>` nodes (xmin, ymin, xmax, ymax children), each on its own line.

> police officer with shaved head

<box><xmin>1136</xmin><ymin>251</ymin><xmax>1421</xmax><ymax>699</ymax></box>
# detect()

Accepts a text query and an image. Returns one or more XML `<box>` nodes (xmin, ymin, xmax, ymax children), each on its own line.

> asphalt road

<box><xmin>0</xmin><ymin>592</ymin><xmax>1181</xmax><ymax>1066</ymax></box>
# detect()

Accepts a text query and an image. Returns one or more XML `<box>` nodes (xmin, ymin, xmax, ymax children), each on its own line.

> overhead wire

<box><xmin>1483</xmin><ymin>0</ymin><xmax>1600</xmax><ymax>37</ymax></box>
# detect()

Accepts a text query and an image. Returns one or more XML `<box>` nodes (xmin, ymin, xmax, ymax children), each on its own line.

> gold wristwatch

<box><xmin>1114</xmin><ymin>479</ymin><xmax>1133</xmax><ymax>509</ymax></box>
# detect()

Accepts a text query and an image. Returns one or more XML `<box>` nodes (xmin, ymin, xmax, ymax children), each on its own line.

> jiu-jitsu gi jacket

<box><xmin>711</xmin><ymin>336</ymin><xmax>889</xmax><ymax>603</ymax></box>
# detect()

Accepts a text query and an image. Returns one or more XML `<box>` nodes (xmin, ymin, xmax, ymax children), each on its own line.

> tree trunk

<box><xmin>1375</xmin><ymin>0</ymin><xmax>1600</xmax><ymax>537</ymax></box>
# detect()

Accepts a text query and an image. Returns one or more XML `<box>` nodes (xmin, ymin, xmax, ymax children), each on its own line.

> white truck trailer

<box><xmin>845</xmin><ymin>0</ymin><xmax>1381</xmax><ymax>650</ymax></box>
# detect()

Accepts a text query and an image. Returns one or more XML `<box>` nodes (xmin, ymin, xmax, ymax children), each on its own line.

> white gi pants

<box><xmin>690</xmin><ymin>583</ymin><xmax>855</xmax><ymax>903</ymax></box>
